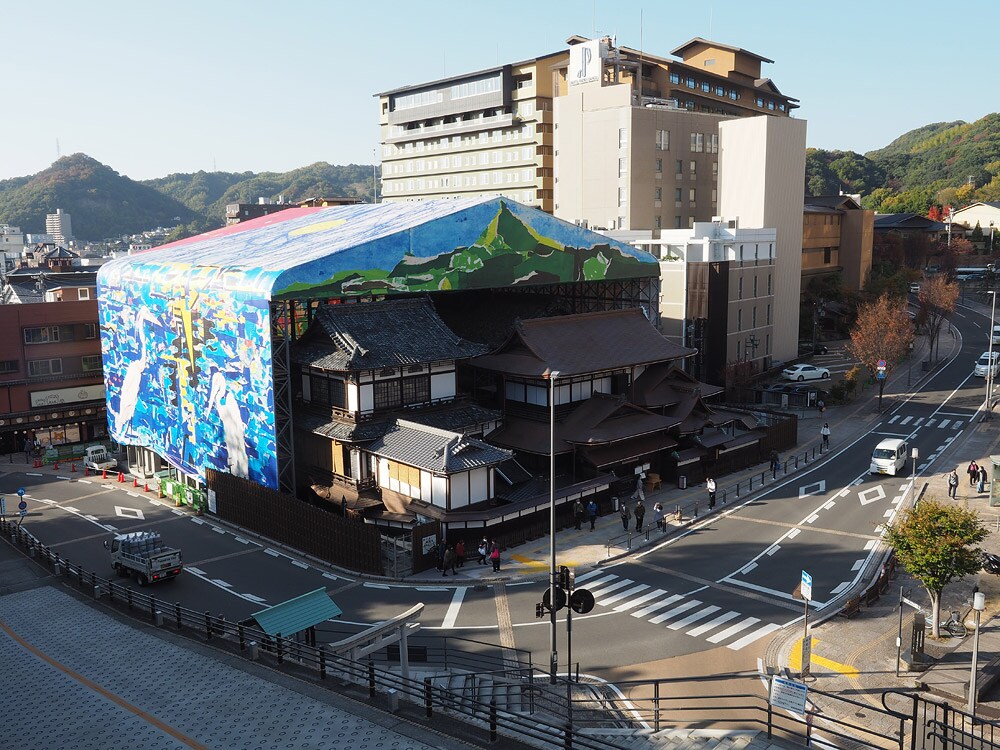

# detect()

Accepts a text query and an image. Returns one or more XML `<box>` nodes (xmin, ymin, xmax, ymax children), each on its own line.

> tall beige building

<box><xmin>377</xmin><ymin>36</ymin><xmax>797</xmax><ymax>223</ymax></box>
<box><xmin>718</xmin><ymin>116</ymin><xmax>808</xmax><ymax>363</ymax></box>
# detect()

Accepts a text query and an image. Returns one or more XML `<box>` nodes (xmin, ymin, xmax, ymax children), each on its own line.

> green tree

<box><xmin>882</xmin><ymin>499</ymin><xmax>988</xmax><ymax>638</ymax></box>
<box><xmin>917</xmin><ymin>275</ymin><xmax>959</xmax><ymax>362</ymax></box>
<box><xmin>848</xmin><ymin>293</ymin><xmax>914</xmax><ymax>411</ymax></box>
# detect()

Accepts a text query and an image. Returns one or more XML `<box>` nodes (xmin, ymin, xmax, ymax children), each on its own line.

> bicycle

<box><xmin>940</xmin><ymin>610</ymin><xmax>968</xmax><ymax>638</ymax></box>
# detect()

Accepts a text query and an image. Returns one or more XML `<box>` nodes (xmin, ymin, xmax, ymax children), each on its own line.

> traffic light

<box><xmin>559</xmin><ymin>565</ymin><xmax>574</xmax><ymax>591</ymax></box>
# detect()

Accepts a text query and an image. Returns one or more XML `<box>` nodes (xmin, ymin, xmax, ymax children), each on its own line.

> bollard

<box><xmin>127</xmin><ymin>589</ymin><xmax>133</xmax><ymax>610</ymax></box>
<box><xmin>154</xmin><ymin>610</ymin><xmax>164</xmax><ymax>627</ymax></box>
<box><xmin>175</xmin><ymin>602</ymin><xmax>182</xmax><ymax>629</ymax></box>
<box><xmin>205</xmin><ymin>611</ymin><xmax>212</xmax><ymax>640</ymax></box>
<box><xmin>795</xmin><ymin>455</ymin><xmax>799</xmax><ymax>469</ymax></box>
<box><xmin>276</xmin><ymin>635</ymin><xmax>283</xmax><ymax>663</ymax></box>
<box><xmin>387</xmin><ymin>688</ymin><xmax>399</xmax><ymax>713</ymax></box>
<box><xmin>319</xmin><ymin>650</ymin><xmax>327</xmax><ymax>679</ymax></box>
<box><xmin>693</xmin><ymin>502</ymin><xmax>698</xmax><ymax>517</ymax></box>
<box><xmin>722</xmin><ymin>490</ymin><xmax>727</xmax><ymax>504</ymax></box>
<box><xmin>784</xmin><ymin>461</ymin><xmax>788</xmax><ymax>475</ymax></box>
<box><xmin>150</xmin><ymin>597</ymin><xmax>157</xmax><ymax>622</ymax></box>
<box><xmin>424</xmin><ymin>677</ymin><xmax>433</xmax><ymax>718</ymax></box>
<box><xmin>54</xmin><ymin>460</ymin><xmax>60</xmax><ymax>470</ymax></box>
<box><xmin>674</xmin><ymin>505</ymin><xmax>681</xmax><ymax>522</ymax></box>
<box><xmin>812</xmin><ymin>447</ymin><xmax>816</xmax><ymax>460</ymax></box>
<box><xmin>83</xmin><ymin>465</ymin><xmax>88</xmax><ymax>476</ymax></box>
<box><xmin>564</xmin><ymin>723</ymin><xmax>573</xmax><ymax>750</ymax></box>
<box><xmin>238</xmin><ymin>624</ymin><xmax>245</xmax><ymax>650</ymax></box>
<box><xmin>736</xmin><ymin>482</ymin><xmax>740</xmax><ymax>498</ymax></box>
<box><xmin>368</xmin><ymin>659</ymin><xmax>376</xmax><ymax>698</ymax></box>
<box><xmin>248</xmin><ymin>641</ymin><xmax>260</xmax><ymax>661</ymax></box>
<box><xmin>71</xmin><ymin>463</ymin><xmax>77</xmax><ymax>473</ymax></box>
<box><xmin>749</xmin><ymin>476</ymin><xmax>754</xmax><ymax>491</ymax></box>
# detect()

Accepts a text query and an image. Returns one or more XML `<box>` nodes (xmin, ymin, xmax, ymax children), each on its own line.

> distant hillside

<box><xmin>0</xmin><ymin>154</ymin><xmax>197</xmax><ymax>240</ymax></box>
<box><xmin>806</xmin><ymin>113</ymin><xmax>1000</xmax><ymax>214</ymax></box>
<box><xmin>144</xmin><ymin>162</ymin><xmax>378</xmax><ymax>222</ymax></box>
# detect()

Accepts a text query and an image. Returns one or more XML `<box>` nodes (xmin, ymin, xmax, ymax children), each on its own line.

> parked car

<box><xmin>974</xmin><ymin>351</ymin><xmax>1000</xmax><ymax>378</ymax></box>
<box><xmin>781</xmin><ymin>363</ymin><xmax>831</xmax><ymax>382</ymax></box>
<box><xmin>909</xmin><ymin>282</ymin><xmax>921</xmax><ymax>293</ymax></box>
<box><xmin>798</xmin><ymin>342</ymin><xmax>829</xmax><ymax>355</ymax></box>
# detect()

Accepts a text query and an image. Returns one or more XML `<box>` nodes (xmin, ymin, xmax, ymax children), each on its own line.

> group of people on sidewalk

<box><xmin>435</xmin><ymin>537</ymin><xmax>501</xmax><ymax>575</ymax></box>
<box><xmin>946</xmin><ymin>461</ymin><xmax>990</xmax><ymax>498</ymax></box>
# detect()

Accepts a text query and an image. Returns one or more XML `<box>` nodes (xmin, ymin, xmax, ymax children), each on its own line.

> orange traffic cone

<box><xmin>102</xmin><ymin>468</ymin><xmax>108</xmax><ymax>480</ymax></box>
<box><xmin>133</xmin><ymin>477</ymin><xmax>139</xmax><ymax>488</ymax></box>
<box><xmin>143</xmin><ymin>482</ymin><xmax>150</xmax><ymax>493</ymax></box>
<box><xmin>117</xmin><ymin>471</ymin><xmax>125</xmax><ymax>483</ymax></box>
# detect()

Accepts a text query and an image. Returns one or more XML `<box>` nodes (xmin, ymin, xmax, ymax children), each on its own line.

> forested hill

<box><xmin>806</xmin><ymin>113</ymin><xmax>1000</xmax><ymax>214</ymax></box>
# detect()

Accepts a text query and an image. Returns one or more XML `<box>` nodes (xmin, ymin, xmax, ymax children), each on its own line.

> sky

<box><xmin>2</xmin><ymin>0</ymin><xmax>997</xmax><ymax>182</ymax></box>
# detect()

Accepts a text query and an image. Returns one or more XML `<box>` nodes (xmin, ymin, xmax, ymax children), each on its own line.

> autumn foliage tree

<box><xmin>848</xmin><ymin>293</ymin><xmax>915</xmax><ymax>411</ymax></box>
<box><xmin>917</xmin><ymin>276</ymin><xmax>959</xmax><ymax>362</ymax></box>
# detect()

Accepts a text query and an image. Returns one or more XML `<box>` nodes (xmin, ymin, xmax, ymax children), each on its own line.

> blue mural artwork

<box><xmin>98</xmin><ymin>261</ymin><xmax>278</xmax><ymax>488</ymax></box>
<box><xmin>97</xmin><ymin>197</ymin><xmax>657</xmax><ymax>490</ymax></box>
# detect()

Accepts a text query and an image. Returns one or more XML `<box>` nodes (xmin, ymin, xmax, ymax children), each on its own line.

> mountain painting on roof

<box><xmin>275</xmin><ymin>199</ymin><xmax>656</xmax><ymax>298</ymax></box>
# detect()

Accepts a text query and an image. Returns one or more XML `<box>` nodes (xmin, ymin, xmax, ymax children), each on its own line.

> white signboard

<box><xmin>421</xmin><ymin>534</ymin><xmax>437</xmax><ymax>555</ymax></box>
<box><xmin>769</xmin><ymin>676</ymin><xmax>808</xmax><ymax>714</ymax></box>
<box><xmin>801</xmin><ymin>570</ymin><xmax>813</xmax><ymax>602</ymax></box>
<box><xmin>568</xmin><ymin>39</ymin><xmax>606</xmax><ymax>86</ymax></box>
<box><xmin>30</xmin><ymin>383</ymin><xmax>106</xmax><ymax>408</ymax></box>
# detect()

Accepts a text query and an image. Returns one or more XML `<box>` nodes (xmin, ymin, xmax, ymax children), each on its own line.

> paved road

<box><xmin>1</xmin><ymin>303</ymin><xmax>993</xmax><ymax>690</ymax></box>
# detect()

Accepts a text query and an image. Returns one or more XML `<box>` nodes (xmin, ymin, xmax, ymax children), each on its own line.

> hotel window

<box><xmin>669</xmin><ymin>72</ymin><xmax>680</xmax><ymax>84</ymax></box>
<box><xmin>619</xmin><ymin>128</ymin><xmax>628</xmax><ymax>148</ymax></box>
<box><xmin>737</xmin><ymin>309</ymin><xmax>742</xmax><ymax>332</ymax></box>
<box><xmin>618</xmin><ymin>157</ymin><xmax>627</xmax><ymax>177</ymax></box>
<box><xmin>755</xmin><ymin>97</ymin><xmax>764</xmax><ymax>106</ymax></box>
<box><xmin>689</xmin><ymin>160</ymin><xmax>696</xmax><ymax>174</ymax></box>
<box><xmin>28</xmin><ymin>358</ymin><xmax>62</xmax><ymax>377</ymax></box>
<box><xmin>715</xmin><ymin>85</ymin><xmax>724</xmax><ymax>96</ymax></box>
<box><xmin>728</xmin><ymin>89</ymin><xmax>738</xmax><ymax>100</ymax></box>
<box><xmin>675</xmin><ymin>159</ymin><xmax>683</xmax><ymax>174</ymax></box>
<box><xmin>701</xmin><ymin>81</ymin><xmax>710</xmax><ymax>92</ymax></box>
<box><xmin>675</xmin><ymin>216</ymin><xmax>683</xmax><ymax>229</ymax></box>
<box><xmin>738</xmin><ymin>277</ymin><xmax>743</xmax><ymax>299</ymax></box>
<box><xmin>674</xmin><ymin>188</ymin><xmax>682</xmax><ymax>202</ymax></box>
<box><xmin>618</xmin><ymin>187</ymin><xmax>627</xmax><ymax>207</ymax></box>
<box><xmin>654</xmin><ymin>187</ymin><xmax>662</xmax><ymax>201</ymax></box>
<box><xmin>689</xmin><ymin>133</ymin><xmax>704</xmax><ymax>152</ymax></box>
<box><xmin>655</xmin><ymin>129</ymin><xmax>669</xmax><ymax>150</ymax></box>
<box><xmin>688</xmin><ymin>188</ymin><xmax>696</xmax><ymax>202</ymax></box>
<box><xmin>686</xmin><ymin>76</ymin><xmax>695</xmax><ymax>88</ymax></box>
<box><xmin>654</xmin><ymin>216</ymin><xmax>662</xmax><ymax>229</ymax></box>
<box><xmin>767</xmin><ymin>101</ymin><xmax>775</xmax><ymax>110</ymax></box>
<box><xmin>655</xmin><ymin>158</ymin><xmax>663</xmax><ymax>173</ymax></box>
<box><xmin>81</xmin><ymin>354</ymin><xmax>103</xmax><ymax>372</ymax></box>
<box><xmin>708</xmin><ymin>134</ymin><xmax>718</xmax><ymax>153</ymax></box>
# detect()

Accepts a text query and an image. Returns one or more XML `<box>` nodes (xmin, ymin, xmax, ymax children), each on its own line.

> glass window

<box><xmin>715</xmin><ymin>85</ymin><xmax>724</xmax><ymax>96</ymax></box>
<box><xmin>688</xmin><ymin>188</ymin><xmax>696</xmax><ymax>202</ymax></box>
<box><xmin>752</xmin><ymin>307</ymin><xmax>757</xmax><ymax>328</ymax></box>
<box><xmin>81</xmin><ymin>354</ymin><xmax>102</xmax><ymax>372</ymax></box>
<box><xmin>655</xmin><ymin>129</ymin><xmax>669</xmax><ymax>150</ymax></box>
<box><xmin>675</xmin><ymin>215</ymin><xmax>683</xmax><ymax>229</ymax></box>
<box><xmin>373</xmin><ymin>380</ymin><xmax>401</xmax><ymax>410</ymax></box>
<box><xmin>618</xmin><ymin>128</ymin><xmax>628</xmax><ymax>148</ymax></box>
<box><xmin>753</xmin><ymin>276</ymin><xmax>758</xmax><ymax>297</ymax></box>
<box><xmin>669</xmin><ymin>72</ymin><xmax>680</xmax><ymax>84</ymax></box>
<box><xmin>689</xmin><ymin>160</ymin><xmax>696</xmax><ymax>174</ymax></box>
<box><xmin>618</xmin><ymin>157</ymin><xmax>627</xmax><ymax>177</ymax></box>
<box><xmin>738</xmin><ymin>277</ymin><xmax>743</xmax><ymax>299</ymax></box>
<box><xmin>708</xmin><ymin>134</ymin><xmax>718</xmax><ymax>154</ymax></box>
<box><xmin>728</xmin><ymin>89</ymin><xmax>738</xmax><ymax>100</ymax></box>
<box><xmin>689</xmin><ymin>133</ymin><xmax>704</xmax><ymax>152</ymax></box>
<box><xmin>701</xmin><ymin>82</ymin><xmax>710</xmax><ymax>92</ymax></box>
<box><xmin>654</xmin><ymin>216</ymin><xmax>662</xmax><ymax>229</ymax></box>
<box><xmin>674</xmin><ymin>188</ymin><xmax>682</xmax><ymax>202</ymax></box>
<box><xmin>755</xmin><ymin>97</ymin><xmax>764</xmax><ymax>106</ymax></box>
<box><xmin>655</xmin><ymin>158</ymin><xmax>662</xmax><ymax>173</ymax></box>
<box><xmin>686</xmin><ymin>77</ymin><xmax>695</xmax><ymax>88</ymax></box>
<box><xmin>737</xmin><ymin>309</ymin><xmax>742</xmax><ymax>332</ymax></box>
<box><xmin>767</xmin><ymin>304</ymin><xmax>772</xmax><ymax>324</ymax></box>
<box><xmin>676</xmin><ymin>159</ymin><xmax>683</xmax><ymax>174</ymax></box>
<box><xmin>23</xmin><ymin>326</ymin><xmax>58</xmax><ymax>344</ymax></box>
<box><xmin>28</xmin><ymin>359</ymin><xmax>62</xmax><ymax>377</ymax></box>
<box><xmin>401</xmin><ymin>375</ymin><xmax>430</xmax><ymax>405</ymax></box>
<box><xmin>618</xmin><ymin>187</ymin><xmax>627</xmax><ymax>207</ymax></box>
<box><xmin>654</xmin><ymin>187</ymin><xmax>662</xmax><ymax>201</ymax></box>
<box><xmin>768</xmin><ymin>274</ymin><xmax>773</xmax><ymax>294</ymax></box>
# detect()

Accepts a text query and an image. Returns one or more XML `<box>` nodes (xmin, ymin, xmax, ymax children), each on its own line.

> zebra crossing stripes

<box><xmin>885</xmin><ymin>415</ymin><xmax>967</xmax><ymax>430</ymax></box>
<box><xmin>581</xmin><ymin>571</ymin><xmax>781</xmax><ymax>650</ymax></box>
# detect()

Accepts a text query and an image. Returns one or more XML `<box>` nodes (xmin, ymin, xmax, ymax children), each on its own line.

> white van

<box><xmin>992</xmin><ymin>326</ymin><xmax>1000</xmax><ymax>346</ymax></box>
<box><xmin>975</xmin><ymin>351</ymin><xmax>1000</xmax><ymax>378</ymax></box>
<box><xmin>870</xmin><ymin>438</ymin><xmax>908</xmax><ymax>476</ymax></box>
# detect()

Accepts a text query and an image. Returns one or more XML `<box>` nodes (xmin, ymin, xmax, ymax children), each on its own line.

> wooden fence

<box><xmin>207</xmin><ymin>469</ymin><xmax>383</xmax><ymax>575</ymax></box>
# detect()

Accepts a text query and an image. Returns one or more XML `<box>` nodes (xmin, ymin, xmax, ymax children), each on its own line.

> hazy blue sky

<box><xmin>2</xmin><ymin>1</ymin><xmax>996</xmax><ymax>181</ymax></box>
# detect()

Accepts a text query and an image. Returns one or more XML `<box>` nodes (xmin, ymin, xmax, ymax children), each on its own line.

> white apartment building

<box><xmin>0</xmin><ymin>224</ymin><xmax>24</xmax><ymax>273</ymax></box>
<box><xmin>45</xmin><ymin>208</ymin><xmax>73</xmax><ymax>247</ymax></box>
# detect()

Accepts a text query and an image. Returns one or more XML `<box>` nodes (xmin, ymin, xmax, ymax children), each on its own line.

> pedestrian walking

<box><xmin>768</xmin><ymin>450</ymin><xmax>779</xmax><ymax>479</ymax></box>
<box><xmin>706</xmin><ymin>477</ymin><xmax>717</xmax><ymax>509</ymax></box>
<box><xmin>619</xmin><ymin>499</ymin><xmax>631</xmax><ymax>531</ymax></box>
<box><xmin>634</xmin><ymin>499</ymin><xmax>645</xmax><ymax>531</ymax></box>
<box><xmin>489</xmin><ymin>542</ymin><xmax>501</xmax><ymax>572</ymax></box>
<box><xmin>23</xmin><ymin>437</ymin><xmax>32</xmax><ymax>461</ymax></box>
<box><xmin>979</xmin><ymin>465</ymin><xmax>989</xmax><ymax>494</ymax></box>
<box><xmin>653</xmin><ymin>501</ymin><xmax>664</xmax><ymax>532</ymax></box>
<box><xmin>820</xmin><ymin>423</ymin><xmax>831</xmax><ymax>450</ymax></box>
<box><xmin>968</xmin><ymin>461</ymin><xmax>980</xmax><ymax>487</ymax></box>
<box><xmin>477</xmin><ymin>538</ymin><xmax>489</xmax><ymax>565</ymax></box>
<box><xmin>817</xmin><ymin>398</ymin><xmax>826</xmax><ymax>414</ymax></box>
<box><xmin>442</xmin><ymin>546</ymin><xmax>457</xmax><ymax>577</ymax></box>
<box><xmin>435</xmin><ymin>539</ymin><xmax>447</xmax><ymax>571</ymax></box>
<box><xmin>634</xmin><ymin>475</ymin><xmax>646</xmax><ymax>502</ymax></box>
<box><xmin>947</xmin><ymin>470</ymin><xmax>959</xmax><ymax>499</ymax></box>
<box><xmin>573</xmin><ymin>499</ymin><xmax>584</xmax><ymax>530</ymax></box>
<box><xmin>455</xmin><ymin>539</ymin><xmax>466</xmax><ymax>568</ymax></box>
<box><xmin>587</xmin><ymin>499</ymin><xmax>598</xmax><ymax>531</ymax></box>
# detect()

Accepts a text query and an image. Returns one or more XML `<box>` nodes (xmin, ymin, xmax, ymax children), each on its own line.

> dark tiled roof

<box><xmin>368</xmin><ymin>419</ymin><xmax>511</xmax><ymax>473</ymax></box>
<box><xmin>44</xmin><ymin>246</ymin><xmax>79</xmax><ymax>259</ymax></box>
<box><xmin>404</xmin><ymin>403</ymin><xmax>501</xmax><ymax>433</ymax></box>
<box><xmin>295</xmin><ymin>412</ymin><xmax>390</xmax><ymax>443</ymax></box>
<box><xmin>561</xmin><ymin>393</ymin><xmax>680</xmax><ymax>444</ymax></box>
<box><xmin>632</xmin><ymin>362</ymin><xmax>723</xmax><ymax>408</ymax></box>
<box><xmin>472</xmin><ymin>308</ymin><xmax>694</xmax><ymax>377</ymax></box>
<box><xmin>804</xmin><ymin>195</ymin><xmax>862</xmax><ymax>211</ymax></box>
<box><xmin>579</xmin><ymin>433</ymin><xmax>678</xmax><ymax>469</ymax></box>
<box><xmin>293</xmin><ymin>298</ymin><xmax>487</xmax><ymax>372</ymax></box>
<box><xmin>873</xmin><ymin>213</ymin><xmax>947</xmax><ymax>231</ymax></box>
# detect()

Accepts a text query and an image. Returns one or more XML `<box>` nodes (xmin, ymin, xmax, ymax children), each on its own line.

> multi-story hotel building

<box><xmin>377</xmin><ymin>35</ymin><xmax>797</xmax><ymax>228</ymax></box>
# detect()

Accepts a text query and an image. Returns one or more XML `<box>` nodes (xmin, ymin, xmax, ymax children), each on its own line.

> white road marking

<box><xmin>766</xmin><ymin>545</ymin><xmax>780</xmax><ymax>556</ymax></box>
<box><xmin>799</xmin><ymin>481</ymin><xmax>826</xmax><ymax>498</ymax></box>
<box><xmin>613</xmin><ymin>588</ymin><xmax>667</xmax><ymax>612</ymax></box>
<box><xmin>242</xmin><ymin>594</ymin><xmax>267</xmax><ymax>604</ymax></box>
<box><xmin>572</xmin><ymin>569</ymin><xmax>607</xmax><ymax>584</ymax></box>
<box><xmin>740</xmin><ymin>562</ymin><xmax>758</xmax><ymax>575</ymax></box>
<box><xmin>441</xmin><ymin>586</ymin><xmax>467</xmax><ymax>629</ymax></box>
<box><xmin>416</xmin><ymin>586</ymin><xmax>447</xmax><ymax>592</ymax></box>
<box><xmin>831</xmin><ymin>582</ymin><xmax>850</xmax><ymax>595</ymax></box>
<box><xmin>84</xmin><ymin>515</ymin><xmax>98</xmax><ymax>521</ymax></box>
<box><xmin>668</xmin><ymin>605</ymin><xmax>720</xmax><ymax>630</ymax></box>
<box><xmin>851</xmin><ymin>560</ymin><xmax>864</xmax><ymax>571</ymax></box>
<box><xmin>364</xmin><ymin>582</ymin><xmax>390</xmax><ymax>589</ymax></box>
<box><xmin>787</xmin><ymin>528</ymin><xmax>801</xmax><ymax>539</ymax></box>
<box><xmin>56</xmin><ymin>475</ymin><xmax>71</xmax><ymax>480</ymax></box>
<box><xmin>631</xmin><ymin>594</ymin><xmax>683</xmax><ymax>618</ymax></box>
<box><xmin>26</xmin><ymin>473</ymin><xmax>42</xmax><ymax>477</ymax></box>
<box><xmin>926</xmin><ymin>419</ymin><xmax>937</xmax><ymax>428</ymax></box>
<box><xmin>211</xmin><ymin>579</ymin><xmax>232</xmax><ymax>588</ymax></box>
<box><xmin>865</xmin><ymin>540</ymin><xmax>877</xmax><ymax>550</ymax></box>
<box><xmin>823</xmin><ymin>501</ymin><xmax>835</xmax><ymax>510</ymax></box>
<box><xmin>114</xmin><ymin>506</ymin><xmax>144</xmax><ymax>520</ymax></box>
<box><xmin>588</xmin><ymin>579</ymin><xmax>635</xmax><ymax>599</ymax></box>
<box><xmin>728</xmin><ymin>623</ymin><xmax>782</xmax><ymax>651</ymax></box>
<box><xmin>186</xmin><ymin>566</ymin><xmax>205</xmax><ymax>575</ymax></box>
<box><xmin>649</xmin><ymin>600</ymin><xmax>700</xmax><ymax>624</ymax></box>
<box><xmin>899</xmin><ymin>416</ymin><xmax>913</xmax><ymax>425</ymax></box>
<box><xmin>805</xmin><ymin>515</ymin><xmax>819</xmax><ymax>524</ymax></box>
<box><xmin>171</xmin><ymin>509</ymin><xmax>184</xmax><ymax>516</ymax></box>
<box><xmin>858</xmin><ymin>486</ymin><xmax>886</xmax><ymax>506</ymax></box>
<box><xmin>78</xmin><ymin>479</ymin><xmax>92</xmax><ymax>485</ymax></box>
<box><xmin>707</xmin><ymin>616</ymin><xmax>759</xmax><ymax>643</ymax></box>
<box><xmin>36</xmin><ymin>498</ymin><xmax>55</xmax><ymax>505</ymax></box>
<box><xmin>191</xmin><ymin>517</ymin><xmax>204</xmax><ymax>524</ymax></box>
<box><xmin>290</xmin><ymin>559</ymin><xmax>308</xmax><ymax>569</ymax></box>
<box><xmin>687</xmin><ymin>611</ymin><xmax>739</xmax><ymax>637</ymax></box>
<box><xmin>579</xmin><ymin>574</ymin><xmax>618</xmax><ymax>591</ymax></box>
<box><xmin>322</xmin><ymin>572</ymin><xmax>342</xmax><ymax>581</ymax></box>
<box><xmin>883</xmin><ymin>509</ymin><xmax>895</xmax><ymax>518</ymax></box>
<box><xmin>264</xmin><ymin>549</ymin><xmax>279</xmax><ymax>557</ymax></box>
<box><xmin>234</xmin><ymin>537</ymin><xmax>250</xmax><ymax>544</ymax></box>
<box><xmin>939</xmin><ymin>419</ymin><xmax>951</xmax><ymax>429</ymax></box>
<box><xmin>211</xmin><ymin>526</ymin><xmax>226</xmax><ymax>535</ymax></box>
<box><xmin>599</xmin><ymin>583</ymin><xmax>650</xmax><ymax>606</ymax></box>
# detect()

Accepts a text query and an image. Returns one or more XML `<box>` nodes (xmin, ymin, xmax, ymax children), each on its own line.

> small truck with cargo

<box><xmin>105</xmin><ymin>531</ymin><xmax>182</xmax><ymax>585</ymax></box>
<box><xmin>84</xmin><ymin>445</ymin><xmax>118</xmax><ymax>472</ymax></box>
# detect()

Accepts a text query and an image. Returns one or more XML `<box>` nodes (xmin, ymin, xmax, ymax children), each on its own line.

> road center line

<box><xmin>187</xmin><ymin>547</ymin><xmax>260</xmax><ymax>567</ymax></box>
<box><xmin>721</xmin><ymin>515</ymin><xmax>879</xmax><ymax>540</ymax></box>
<box><xmin>441</xmin><ymin>586</ymin><xmax>468</xmax><ymax>629</ymax></box>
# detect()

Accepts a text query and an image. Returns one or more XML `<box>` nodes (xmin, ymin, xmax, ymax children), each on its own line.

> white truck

<box><xmin>84</xmin><ymin>445</ymin><xmax>117</xmax><ymax>472</ymax></box>
<box><xmin>105</xmin><ymin>531</ymin><xmax>182</xmax><ymax>585</ymax></box>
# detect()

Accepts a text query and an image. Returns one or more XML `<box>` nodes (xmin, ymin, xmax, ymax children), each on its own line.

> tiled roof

<box><xmin>293</xmin><ymin>298</ymin><xmax>486</xmax><ymax>372</ymax></box>
<box><xmin>367</xmin><ymin>419</ymin><xmax>511</xmax><ymax>474</ymax></box>
<box><xmin>632</xmin><ymin>362</ymin><xmax>723</xmax><ymax>408</ymax></box>
<box><xmin>804</xmin><ymin>195</ymin><xmax>862</xmax><ymax>211</ymax></box>
<box><xmin>295</xmin><ymin>401</ymin><xmax>500</xmax><ymax>444</ymax></box>
<box><xmin>873</xmin><ymin>213</ymin><xmax>947</xmax><ymax>231</ymax></box>
<box><xmin>295</xmin><ymin>412</ymin><xmax>390</xmax><ymax>443</ymax></box>
<box><xmin>471</xmin><ymin>308</ymin><xmax>694</xmax><ymax>377</ymax></box>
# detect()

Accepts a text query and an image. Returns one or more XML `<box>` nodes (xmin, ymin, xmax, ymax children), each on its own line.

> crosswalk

<box><xmin>573</xmin><ymin>570</ymin><xmax>781</xmax><ymax>651</ymax></box>
<box><xmin>886</xmin><ymin>414</ymin><xmax>970</xmax><ymax>430</ymax></box>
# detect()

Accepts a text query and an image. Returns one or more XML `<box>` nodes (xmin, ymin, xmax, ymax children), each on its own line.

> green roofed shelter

<box><xmin>248</xmin><ymin>588</ymin><xmax>342</xmax><ymax>639</ymax></box>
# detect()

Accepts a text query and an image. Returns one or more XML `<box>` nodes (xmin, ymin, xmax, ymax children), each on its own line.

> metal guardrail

<box><xmin>0</xmin><ymin>520</ymin><xmax>612</xmax><ymax>749</ymax></box>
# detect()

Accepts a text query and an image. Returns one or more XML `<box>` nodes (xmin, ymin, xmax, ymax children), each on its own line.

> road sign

<box><xmin>542</xmin><ymin>587</ymin><xmax>567</xmax><ymax>612</ymax></box>
<box><xmin>801</xmin><ymin>570</ymin><xmax>813</xmax><ymax>602</ymax></box>
<box><xmin>877</xmin><ymin>371</ymin><xmax>887</xmax><ymax>381</ymax></box>
<box><xmin>18</xmin><ymin>499</ymin><xmax>27</xmax><ymax>512</ymax></box>
<box><xmin>769</xmin><ymin>676</ymin><xmax>808</xmax><ymax>714</ymax></box>
<box><xmin>877</xmin><ymin>359</ymin><xmax>887</xmax><ymax>369</ymax></box>
<box><xmin>570</xmin><ymin>589</ymin><xmax>595</xmax><ymax>614</ymax></box>
<box><xmin>17</xmin><ymin>487</ymin><xmax>25</xmax><ymax>497</ymax></box>
<box><xmin>801</xmin><ymin>635</ymin><xmax>813</xmax><ymax>678</ymax></box>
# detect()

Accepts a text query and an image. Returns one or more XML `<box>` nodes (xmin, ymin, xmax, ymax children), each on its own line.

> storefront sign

<box><xmin>30</xmin><ymin>384</ymin><xmax>106</xmax><ymax>408</ymax></box>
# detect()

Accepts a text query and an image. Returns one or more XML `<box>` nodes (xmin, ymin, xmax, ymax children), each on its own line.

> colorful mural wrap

<box><xmin>97</xmin><ymin>197</ymin><xmax>656</xmax><ymax>490</ymax></box>
<box><xmin>98</xmin><ymin>262</ymin><xmax>278</xmax><ymax>488</ymax></box>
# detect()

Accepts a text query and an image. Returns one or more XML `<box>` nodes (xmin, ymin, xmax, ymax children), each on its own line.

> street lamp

<box><xmin>543</xmin><ymin>368</ymin><xmax>561</xmax><ymax>684</ymax></box>
<box><xmin>969</xmin><ymin>591</ymin><xmax>986</xmax><ymax>714</ymax></box>
<box><xmin>946</xmin><ymin>206</ymin><xmax>953</xmax><ymax>250</ymax></box>
<box><xmin>990</xmin><ymin>221</ymin><xmax>995</xmax><ymax>256</ymax></box>
<box><xmin>985</xmin><ymin>291</ymin><xmax>997</xmax><ymax>422</ymax></box>
<box><xmin>909</xmin><ymin>447</ymin><xmax>919</xmax><ymax>507</ymax></box>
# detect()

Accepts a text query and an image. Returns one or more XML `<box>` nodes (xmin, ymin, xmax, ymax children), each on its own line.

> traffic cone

<box><xmin>133</xmin><ymin>477</ymin><xmax>139</xmax><ymax>488</ymax></box>
<box><xmin>71</xmin><ymin>463</ymin><xmax>77</xmax><ymax>473</ymax></box>
<box><xmin>102</xmin><ymin>469</ymin><xmax>107</xmax><ymax>480</ymax></box>
<box><xmin>143</xmin><ymin>482</ymin><xmax>150</xmax><ymax>493</ymax></box>
<box><xmin>54</xmin><ymin>460</ymin><xmax>60</xmax><ymax>470</ymax></box>
<box><xmin>117</xmin><ymin>471</ymin><xmax>124</xmax><ymax>483</ymax></box>
<box><xmin>83</xmin><ymin>466</ymin><xmax>89</xmax><ymax>476</ymax></box>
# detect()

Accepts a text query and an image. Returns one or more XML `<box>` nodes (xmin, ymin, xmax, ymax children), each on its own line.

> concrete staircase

<box><xmin>579</xmin><ymin>728</ymin><xmax>796</xmax><ymax>750</ymax></box>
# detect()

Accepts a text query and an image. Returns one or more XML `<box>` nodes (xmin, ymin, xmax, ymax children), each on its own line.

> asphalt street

<box><xmin>1</xmin><ymin>295</ymin><xmax>995</xmax><ymax>694</ymax></box>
